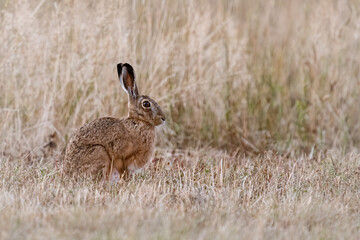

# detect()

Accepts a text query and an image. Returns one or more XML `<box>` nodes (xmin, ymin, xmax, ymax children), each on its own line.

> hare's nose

<box><xmin>161</xmin><ymin>116</ymin><xmax>166</xmax><ymax>122</ymax></box>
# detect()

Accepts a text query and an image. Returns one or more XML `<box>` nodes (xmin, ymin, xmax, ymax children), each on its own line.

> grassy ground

<box><xmin>1</xmin><ymin>149</ymin><xmax>359</xmax><ymax>239</ymax></box>
<box><xmin>1</xmin><ymin>0</ymin><xmax>360</xmax><ymax>239</ymax></box>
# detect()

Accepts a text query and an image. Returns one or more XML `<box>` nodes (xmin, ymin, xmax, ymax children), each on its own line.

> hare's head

<box><xmin>117</xmin><ymin>63</ymin><xmax>166</xmax><ymax>127</ymax></box>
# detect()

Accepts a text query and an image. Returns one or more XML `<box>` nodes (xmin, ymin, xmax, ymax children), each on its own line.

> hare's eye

<box><xmin>142</xmin><ymin>101</ymin><xmax>151</xmax><ymax>108</ymax></box>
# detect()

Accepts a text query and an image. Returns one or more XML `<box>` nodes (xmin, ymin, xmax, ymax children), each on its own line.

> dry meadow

<box><xmin>1</xmin><ymin>0</ymin><xmax>360</xmax><ymax>239</ymax></box>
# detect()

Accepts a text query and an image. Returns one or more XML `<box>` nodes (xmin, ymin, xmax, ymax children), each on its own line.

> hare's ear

<box><xmin>117</xmin><ymin>63</ymin><xmax>139</xmax><ymax>99</ymax></box>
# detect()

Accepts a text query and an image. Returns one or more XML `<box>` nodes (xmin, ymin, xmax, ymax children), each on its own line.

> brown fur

<box><xmin>62</xmin><ymin>63</ymin><xmax>165</xmax><ymax>180</ymax></box>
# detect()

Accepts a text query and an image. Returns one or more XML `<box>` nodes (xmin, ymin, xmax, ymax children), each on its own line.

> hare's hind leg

<box><xmin>78</xmin><ymin>145</ymin><xmax>112</xmax><ymax>180</ymax></box>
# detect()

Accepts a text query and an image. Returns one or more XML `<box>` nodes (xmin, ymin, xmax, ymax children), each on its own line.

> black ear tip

<box><xmin>117</xmin><ymin>63</ymin><xmax>135</xmax><ymax>79</ymax></box>
<box><xmin>122</xmin><ymin>63</ymin><xmax>133</xmax><ymax>71</ymax></box>
<box><xmin>117</xmin><ymin>63</ymin><xmax>123</xmax><ymax>76</ymax></box>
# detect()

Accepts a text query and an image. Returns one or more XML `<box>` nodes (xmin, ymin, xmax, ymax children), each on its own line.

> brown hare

<box><xmin>62</xmin><ymin>63</ymin><xmax>166</xmax><ymax>180</ymax></box>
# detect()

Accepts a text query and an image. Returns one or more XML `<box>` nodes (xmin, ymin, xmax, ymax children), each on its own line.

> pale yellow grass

<box><xmin>1</xmin><ymin>0</ymin><xmax>360</xmax><ymax>239</ymax></box>
<box><xmin>1</xmin><ymin>149</ymin><xmax>360</xmax><ymax>239</ymax></box>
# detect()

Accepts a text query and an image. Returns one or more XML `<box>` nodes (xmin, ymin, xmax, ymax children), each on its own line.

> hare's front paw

<box><xmin>127</xmin><ymin>162</ymin><xmax>143</xmax><ymax>174</ymax></box>
<box><xmin>109</xmin><ymin>169</ymin><xmax>120</xmax><ymax>183</ymax></box>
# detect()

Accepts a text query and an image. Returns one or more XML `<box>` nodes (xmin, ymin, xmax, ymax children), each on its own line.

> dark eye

<box><xmin>142</xmin><ymin>101</ymin><xmax>151</xmax><ymax>108</ymax></box>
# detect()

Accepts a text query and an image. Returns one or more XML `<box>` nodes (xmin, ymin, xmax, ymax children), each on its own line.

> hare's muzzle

<box><xmin>155</xmin><ymin>109</ymin><xmax>166</xmax><ymax>126</ymax></box>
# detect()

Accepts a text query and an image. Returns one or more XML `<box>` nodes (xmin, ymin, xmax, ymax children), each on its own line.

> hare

<box><xmin>62</xmin><ymin>63</ymin><xmax>166</xmax><ymax>180</ymax></box>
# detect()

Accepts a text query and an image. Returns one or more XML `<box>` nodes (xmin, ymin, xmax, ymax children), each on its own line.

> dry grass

<box><xmin>1</xmin><ymin>149</ymin><xmax>360</xmax><ymax>239</ymax></box>
<box><xmin>1</xmin><ymin>0</ymin><xmax>360</xmax><ymax>239</ymax></box>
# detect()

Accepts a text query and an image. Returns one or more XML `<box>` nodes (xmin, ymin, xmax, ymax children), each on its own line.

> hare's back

<box><xmin>71</xmin><ymin>117</ymin><xmax>126</xmax><ymax>146</ymax></box>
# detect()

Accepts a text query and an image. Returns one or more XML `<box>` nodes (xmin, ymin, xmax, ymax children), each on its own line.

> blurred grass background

<box><xmin>1</xmin><ymin>0</ymin><xmax>360</xmax><ymax>155</ymax></box>
<box><xmin>1</xmin><ymin>1</ymin><xmax>360</xmax><ymax>239</ymax></box>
